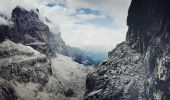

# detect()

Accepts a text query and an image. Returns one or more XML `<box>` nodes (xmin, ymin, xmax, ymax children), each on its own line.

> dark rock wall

<box><xmin>11</xmin><ymin>7</ymin><xmax>49</xmax><ymax>43</ymax></box>
<box><xmin>0</xmin><ymin>25</ymin><xmax>9</xmax><ymax>42</ymax></box>
<box><xmin>85</xmin><ymin>0</ymin><xmax>170</xmax><ymax>100</ymax></box>
<box><xmin>126</xmin><ymin>0</ymin><xmax>170</xmax><ymax>53</ymax></box>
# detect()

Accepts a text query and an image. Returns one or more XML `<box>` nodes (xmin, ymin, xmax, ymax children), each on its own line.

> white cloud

<box><xmin>62</xmin><ymin>24</ymin><xmax>126</xmax><ymax>52</ymax></box>
<box><xmin>0</xmin><ymin>17</ymin><xmax>9</xmax><ymax>25</ymax></box>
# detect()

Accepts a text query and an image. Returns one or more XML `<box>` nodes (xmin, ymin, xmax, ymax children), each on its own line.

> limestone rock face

<box><xmin>85</xmin><ymin>0</ymin><xmax>170</xmax><ymax>100</ymax></box>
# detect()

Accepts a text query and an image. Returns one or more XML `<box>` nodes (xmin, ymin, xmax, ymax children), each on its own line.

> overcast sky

<box><xmin>0</xmin><ymin>0</ymin><xmax>131</xmax><ymax>52</ymax></box>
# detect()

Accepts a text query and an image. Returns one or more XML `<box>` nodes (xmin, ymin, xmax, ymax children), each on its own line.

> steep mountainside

<box><xmin>85</xmin><ymin>0</ymin><xmax>170</xmax><ymax>100</ymax></box>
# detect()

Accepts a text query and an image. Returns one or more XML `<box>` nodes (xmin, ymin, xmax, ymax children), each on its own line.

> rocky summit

<box><xmin>85</xmin><ymin>0</ymin><xmax>170</xmax><ymax>100</ymax></box>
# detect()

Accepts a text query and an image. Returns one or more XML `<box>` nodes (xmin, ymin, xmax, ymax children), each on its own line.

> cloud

<box><xmin>0</xmin><ymin>0</ymin><xmax>41</xmax><ymax>17</ymax></box>
<box><xmin>62</xmin><ymin>24</ymin><xmax>126</xmax><ymax>52</ymax></box>
<box><xmin>66</xmin><ymin>0</ymin><xmax>131</xmax><ymax>27</ymax></box>
<box><xmin>0</xmin><ymin>17</ymin><xmax>9</xmax><ymax>25</ymax></box>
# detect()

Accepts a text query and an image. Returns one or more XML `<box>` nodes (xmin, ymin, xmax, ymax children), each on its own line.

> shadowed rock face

<box><xmin>11</xmin><ymin>7</ymin><xmax>49</xmax><ymax>43</ymax></box>
<box><xmin>126</xmin><ymin>0</ymin><xmax>170</xmax><ymax>53</ymax></box>
<box><xmin>85</xmin><ymin>0</ymin><xmax>170</xmax><ymax>100</ymax></box>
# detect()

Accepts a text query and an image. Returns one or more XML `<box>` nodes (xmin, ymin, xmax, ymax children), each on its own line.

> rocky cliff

<box><xmin>85</xmin><ymin>0</ymin><xmax>170</xmax><ymax>100</ymax></box>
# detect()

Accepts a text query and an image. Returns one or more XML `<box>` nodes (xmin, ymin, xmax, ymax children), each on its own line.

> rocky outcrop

<box><xmin>85</xmin><ymin>0</ymin><xmax>170</xmax><ymax>100</ymax></box>
<box><xmin>85</xmin><ymin>42</ymin><xmax>144</xmax><ymax>100</ymax></box>
<box><xmin>0</xmin><ymin>7</ymin><xmax>49</xmax><ymax>54</ymax></box>
<box><xmin>0</xmin><ymin>40</ymin><xmax>51</xmax><ymax>86</ymax></box>
<box><xmin>0</xmin><ymin>40</ymin><xmax>90</xmax><ymax>100</ymax></box>
<box><xmin>0</xmin><ymin>40</ymin><xmax>54</xmax><ymax>99</ymax></box>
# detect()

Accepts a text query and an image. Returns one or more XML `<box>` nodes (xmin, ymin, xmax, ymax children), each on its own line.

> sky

<box><xmin>0</xmin><ymin>0</ymin><xmax>131</xmax><ymax>53</ymax></box>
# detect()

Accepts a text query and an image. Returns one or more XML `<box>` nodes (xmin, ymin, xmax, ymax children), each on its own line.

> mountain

<box><xmin>0</xmin><ymin>6</ymin><xmax>94</xmax><ymax>65</ymax></box>
<box><xmin>0</xmin><ymin>6</ymin><xmax>95</xmax><ymax>100</ymax></box>
<box><xmin>0</xmin><ymin>7</ymin><xmax>49</xmax><ymax>54</ymax></box>
<box><xmin>85</xmin><ymin>0</ymin><xmax>170</xmax><ymax>100</ymax></box>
